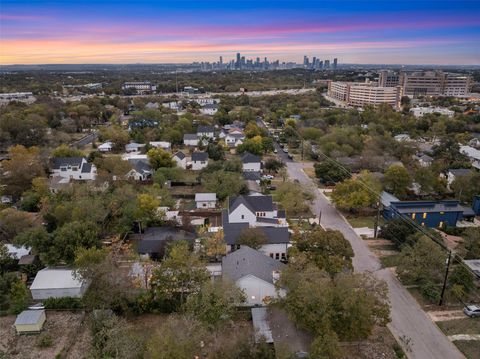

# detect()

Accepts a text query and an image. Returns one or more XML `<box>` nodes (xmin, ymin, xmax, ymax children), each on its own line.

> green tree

<box><xmin>274</xmin><ymin>181</ymin><xmax>313</xmax><ymax>216</ymax></box>
<box><xmin>201</xmin><ymin>230</ymin><xmax>226</xmax><ymax>261</ymax></box>
<box><xmin>0</xmin><ymin>208</ymin><xmax>38</xmax><ymax>242</ymax></box>
<box><xmin>9</xmin><ymin>279</ymin><xmax>30</xmax><ymax>314</ymax></box>
<box><xmin>202</xmin><ymin>170</ymin><xmax>246</xmax><ymax>201</ymax></box>
<box><xmin>384</xmin><ymin>165</ymin><xmax>412</xmax><ymax>199</ymax></box>
<box><xmin>396</xmin><ymin>236</ymin><xmax>446</xmax><ymax>302</ymax></box>
<box><xmin>1</xmin><ymin>145</ymin><xmax>45</xmax><ymax>198</ymax></box>
<box><xmin>183</xmin><ymin>280</ymin><xmax>245</xmax><ymax>330</ymax></box>
<box><xmin>52</xmin><ymin>144</ymin><xmax>84</xmax><ymax>158</ymax></box>
<box><xmin>331</xmin><ymin>171</ymin><xmax>380</xmax><ymax>212</ymax></box>
<box><xmin>293</xmin><ymin>227</ymin><xmax>354</xmax><ymax>275</ymax></box>
<box><xmin>237</xmin><ymin>228</ymin><xmax>268</xmax><ymax>250</ymax></box>
<box><xmin>451</xmin><ymin>172</ymin><xmax>480</xmax><ymax>204</ymax></box>
<box><xmin>314</xmin><ymin>161</ymin><xmax>350</xmax><ymax>184</ymax></box>
<box><xmin>448</xmin><ymin>265</ymin><xmax>475</xmax><ymax>301</ymax></box>
<box><xmin>150</xmin><ymin>242</ymin><xmax>209</xmax><ymax>304</ymax></box>
<box><xmin>379</xmin><ymin>219</ymin><xmax>416</xmax><ymax>249</ymax></box>
<box><xmin>147</xmin><ymin>147</ymin><xmax>175</xmax><ymax>169</ymax></box>
<box><xmin>206</xmin><ymin>143</ymin><xmax>225</xmax><ymax>161</ymax></box>
<box><xmin>134</xmin><ymin>193</ymin><xmax>161</xmax><ymax>229</ymax></box>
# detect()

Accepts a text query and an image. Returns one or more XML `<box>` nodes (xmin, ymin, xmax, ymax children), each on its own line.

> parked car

<box><xmin>262</xmin><ymin>175</ymin><xmax>274</xmax><ymax>180</ymax></box>
<box><xmin>283</xmin><ymin>148</ymin><xmax>289</xmax><ymax>153</ymax></box>
<box><xmin>287</xmin><ymin>154</ymin><xmax>294</xmax><ymax>160</ymax></box>
<box><xmin>273</xmin><ymin>149</ymin><xmax>278</xmax><ymax>153</ymax></box>
<box><xmin>28</xmin><ymin>303</ymin><xmax>45</xmax><ymax>310</ymax></box>
<box><xmin>463</xmin><ymin>305</ymin><xmax>480</xmax><ymax>318</ymax></box>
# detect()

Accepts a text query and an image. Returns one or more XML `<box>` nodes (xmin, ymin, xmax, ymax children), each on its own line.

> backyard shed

<box><xmin>30</xmin><ymin>268</ymin><xmax>89</xmax><ymax>300</ymax></box>
<box><xmin>14</xmin><ymin>310</ymin><xmax>46</xmax><ymax>334</ymax></box>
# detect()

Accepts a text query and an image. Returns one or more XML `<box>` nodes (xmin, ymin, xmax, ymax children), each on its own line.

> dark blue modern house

<box><xmin>381</xmin><ymin>192</ymin><xmax>479</xmax><ymax>228</ymax></box>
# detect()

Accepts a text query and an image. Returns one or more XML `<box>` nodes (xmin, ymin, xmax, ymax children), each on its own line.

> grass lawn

<box><xmin>437</xmin><ymin>318</ymin><xmax>480</xmax><ymax>336</ymax></box>
<box><xmin>454</xmin><ymin>340</ymin><xmax>480</xmax><ymax>359</ymax></box>
<box><xmin>345</xmin><ymin>216</ymin><xmax>377</xmax><ymax>229</ymax></box>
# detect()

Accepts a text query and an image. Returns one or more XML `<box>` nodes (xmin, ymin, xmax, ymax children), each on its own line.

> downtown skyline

<box><xmin>1</xmin><ymin>0</ymin><xmax>480</xmax><ymax>65</ymax></box>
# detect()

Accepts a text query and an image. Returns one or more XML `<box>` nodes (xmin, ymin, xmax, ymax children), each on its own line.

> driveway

<box><xmin>284</xmin><ymin>160</ymin><xmax>464</xmax><ymax>359</ymax></box>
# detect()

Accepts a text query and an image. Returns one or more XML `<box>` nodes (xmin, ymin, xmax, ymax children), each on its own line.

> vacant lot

<box><xmin>0</xmin><ymin>311</ymin><xmax>88</xmax><ymax>359</ymax></box>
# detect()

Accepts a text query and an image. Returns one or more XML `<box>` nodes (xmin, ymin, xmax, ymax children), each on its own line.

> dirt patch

<box><xmin>0</xmin><ymin>311</ymin><xmax>87</xmax><ymax>359</ymax></box>
<box><xmin>428</xmin><ymin>310</ymin><xmax>465</xmax><ymax>322</ymax></box>
<box><xmin>340</xmin><ymin>326</ymin><xmax>399</xmax><ymax>359</ymax></box>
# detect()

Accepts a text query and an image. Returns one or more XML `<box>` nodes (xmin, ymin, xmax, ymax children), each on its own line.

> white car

<box><xmin>262</xmin><ymin>175</ymin><xmax>274</xmax><ymax>180</ymax></box>
<box><xmin>463</xmin><ymin>305</ymin><xmax>480</xmax><ymax>318</ymax></box>
<box><xmin>28</xmin><ymin>303</ymin><xmax>45</xmax><ymax>310</ymax></box>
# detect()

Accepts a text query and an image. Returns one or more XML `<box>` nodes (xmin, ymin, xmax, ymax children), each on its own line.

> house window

<box><xmin>281</xmin><ymin>253</ymin><xmax>286</xmax><ymax>260</ymax></box>
<box><xmin>411</xmin><ymin>213</ymin><xmax>416</xmax><ymax>219</ymax></box>
<box><xmin>422</xmin><ymin>213</ymin><xmax>427</xmax><ymax>219</ymax></box>
<box><xmin>270</xmin><ymin>253</ymin><xmax>274</xmax><ymax>258</ymax></box>
<box><xmin>241</xmin><ymin>215</ymin><xmax>244</xmax><ymax>219</ymax></box>
<box><xmin>275</xmin><ymin>253</ymin><xmax>280</xmax><ymax>260</ymax></box>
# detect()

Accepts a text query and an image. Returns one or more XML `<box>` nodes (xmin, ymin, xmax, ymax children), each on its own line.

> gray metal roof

<box><xmin>228</xmin><ymin>195</ymin><xmax>274</xmax><ymax>213</ymax></box>
<box><xmin>242</xmin><ymin>171</ymin><xmax>261</xmax><ymax>181</ymax></box>
<box><xmin>192</xmin><ymin>152</ymin><xmax>208</xmax><ymax>161</ymax></box>
<box><xmin>197</xmin><ymin>125</ymin><xmax>215</xmax><ymax>133</ymax></box>
<box><xmin>390</xmin><ymin>200</ymin><xmax>465</xmax><ymax>214</ymax></box>
<box><xmin>81</xmin><ymin>163</ymin><xmax>92</xmax><ymax>173</ymax></box>
<box><xmin>52</xmin><ymin>157</ymin><xmax>84</xmax><ymax>169</ymax></box>
<box><xmin>222</xmin><ymin>246</ymin><xmax>286</xmax><ymax>284</ymax></box>
<box><xmin>138</xmin><ymin>227</ymin><xmax>196</xmax><ymax>254</ymax></box>
<box><xmin>183</xmin><ymin>133</ymin><xmax>198</xmax><ymax>140</ymax></box>
<box><xmin>448</xmin><ymin>168</ymin><xmax>472</xmax><ymax>176</ymax></box>
<box><xmin>242</xmin><ymin>152</ymin><xmax>261</xmax><ymax>163</ymax></box>
<box><xmin>173</xmin><ymin>151</ymin><xmax>186</xmax><ymax>160</ymax></box>
<box><xmin>15</xmin><ymin>310</ymin><xmax>45</xmax><ymax>325</ymax></box>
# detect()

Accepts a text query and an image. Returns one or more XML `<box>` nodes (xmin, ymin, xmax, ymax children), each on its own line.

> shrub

<box><xmin>37</xmin><ymin>334</ymin><xmax>54</xmax><ymax>348</ymax></box>
<box><xmin>420</xmin><ymin>282</ymin><xmax>441</xmax><ymax>303</ymax></box>
<box><xmin>44</xmin><ymin>297</ymin><xmax>84</xmax><ymax>310</ymax></box>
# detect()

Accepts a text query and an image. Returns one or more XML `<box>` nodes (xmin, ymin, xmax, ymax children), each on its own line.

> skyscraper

<box><xmin>324</xmin><ymin>60</ymin><xmax>330</xmax><ymax>69</ymax></box>
<box><xmin>236</xmin><ymin>53</ymin><xmax>241</xmax><ymax>69</ymax></box>
<box><xmin>219</xmin><ymin>56</ymin><xmax>223</xmax><ymax>65</ymax></box>
<box><xmin>312</xmin><ymin>56</ymin><xmax>317</xmax><ymax>69</ymax></box>
<box><xmin>333</xmin><ymin>58</ymin><xmax>338</xmax><ymax>69</ymax></box>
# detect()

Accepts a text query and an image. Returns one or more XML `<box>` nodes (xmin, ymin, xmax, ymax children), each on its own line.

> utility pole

<box><xmin>301</xmin><ymin>138</ymin><xmax>304</xmax><ymax>161</ymax></box>
<box><xmin>439</xmin><ymin>250</ymin><xmax>452</xmax><ymax>306</ymax></box>
<box><xmin>374</xmin><ymin>202</ymin><xmax>380</xmax><ymax>239</ymax></box>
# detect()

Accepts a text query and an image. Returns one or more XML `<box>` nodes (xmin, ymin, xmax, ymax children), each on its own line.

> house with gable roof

<box><xmin>222</xmin><ymin>246</ymin><xmax>286</xmax><ymax>306</ymax></box>
<box><xmin>242</xmin><ymin>152</ymin><xmax>262</xmax><ymax>172</ymax></box>
<box><xmin>172</xmin><ymin>151</ymin><xmax>187</xmax><ymax>169</ymax></box>
<box><xmin>51</xmin><ymin>157</ymin><xmax>97</xmax><ymax>181</ymax></box>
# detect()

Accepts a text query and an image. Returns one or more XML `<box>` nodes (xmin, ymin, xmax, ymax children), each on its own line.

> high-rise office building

<box><xmin>400</xmin><ymin>71</ymin><xmax>470</xmax><ymax>97</ymax></box>
<box><xmin>319</xmin><ymin>60</ymin><xmax>323</xmax><ymax>69</ymax></box>
<box><xmin>312</xmin><ymin>57</ymin><xmax>317</xmax><ymax>69</ymax></box>
<box><xmin>333</xmin><ymin>58</ymin><xmax>338</xmax><ymax>69</ymax></box>
<box><xmin>324</xmin><ymin>60</ymin><xmax>330</xmax><ymax>68</ymax></box>
<box><xmin>303</xmin><ymin>55</ymin><xmax>309</xmax><ymax>67</ymax></box>
<box><xmin>378</xmin><ymin>70</ymin><xmax>400</xmax><ymax>87</ymax></box>
<box><xmin>236</xmin><ymin>53</ymin><xmax>241</xmax><ymax>68</ymax></box>
<box><xmin>219</xmin><ymin>56</ymin><xmax>223</xmax><ymax>65</ymax></box>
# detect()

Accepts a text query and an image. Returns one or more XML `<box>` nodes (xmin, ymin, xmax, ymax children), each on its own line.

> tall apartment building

<box><xmin>327</xmin><ymin>80</ymin><xmax>401</xmax><ymax>109</ymax></box>
<box><xmin>400</xmin><ymin>71</ymin><xmax>470</xmax><ymax>98</ymax></box>
<box><xmin>378</xmin><ymin>70</ymin><xmax>400</xmax><ymax>87</ymax></box>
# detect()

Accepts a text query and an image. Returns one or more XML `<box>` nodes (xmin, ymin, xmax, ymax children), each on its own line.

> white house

<box><xmin>222</xmin><ymin>246</ymin><xmax>286</xmax><ymax>306</ymax></box>
<box><xmin>410</xmin><ymin>107</ymin><xmax>454</xmax><ymax>118</ymax></box>
<box><xmin>191</xmin><ymin>152</ymin><xmax>208</xmax><ymax>170</ymax></box>
<box><xmin>126</xmin><ymin>160</ymin><xmax>153</xmax><ymax>181</ymax></box>
<box><xmin>150</xmin><ymin>141</ymin><xmax>172</xmax><ymax>150</ymax></box>
<box><xmin>183</xmin><ymin>133</ymin><xmax>199</xmax><ymax>147</ymax></box>
<box><xmin>98</xmin><ymin>141</ymin><xmax>113</xmax><ymax>152</ymax></box>
<box><xmin>225</xmin><ymin>131</ymin><xmax>245</xmax><ymax>148</ymax></box>
<box><xmin>30</xmin><ymin>268</ymin><xmax>90</xmax><ymax>300</ymax></box>
<box><xmin>51</xmin><ymin>157</ymin><xmax>97</xmax><ymax>181</ymax></box>
<box><xmin>197</xmin><ymin>125</ymin><xmax>215</xmax><ymax>139</ymax></box>
<box><xmin>172</xmin><ymin>151</ymin><xmax>187</xmax><ymax>169</ymax></box>
<box><xmin>195</xmin><ymin>193</ymin><xmax>217</xmax><ymax>209</ymax></box>
<box><xmin>445</xmin><ymin>168</ymin><xmax>472</xmax><ymax>188</ymax></box>
<box><xmin>125</xmin><ymin>142</ymin><xmax>146</xmax><ymax>153</ymax></box>
<box><xmin>200</xmin><ymin>104</ymin><xmax>218</xmax><ymax>116</ymax></box>
<box><xmin>6</xmin><ymin>244</ymin><xmax>31</xmax><ymax>259</ymax></box>
<box><xmin>242</xmin><ymin>152</ymin><xmax>262</xmax><ymax>172</ymax></box>
<box><xmin>460</xmin><ymin>145</ymin><xmax>480</xmax><ymax>170</ymax></box>
<box><xmin>414</xmin><ymin>153</ymin><xmax>434</xmax><ymax>167</ymax></box>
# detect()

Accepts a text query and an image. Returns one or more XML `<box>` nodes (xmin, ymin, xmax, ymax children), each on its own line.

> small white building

<box><xmin>172</xmin><ymin>151</ymin><xmax>187</xmax><ymax>169</ymax></box>
<box><xmin>125</xmin><ymin>142</ymin><xmax>146</xmax><ymax>153</ymax></box>
<box><xmin>6</xmin><ymin>244</ymin><xmax>31</xmax><ymax>259</ymax></box>
<box><xmin>222</xmin><ymin>246</ymin><xmax>286</xmax><ymax>306</ymax></box>
<box><xmin>14</xmin><ymin>310</ymin><xmax>46</xmax><ymax>334</ymax></box>
<box><xmin>30</xmin><ymin>268</ymin><xmax>90</xmax><ymax>300</ymax></box>
<box><xmin>98</xmin><ymin>141</ymin><xmax>113</xmax><ymax>152</ymax></box>
<box><xmin>415</xmin><ymin>153</ymin><xmax>434</xmax><ymax>167</ymax></box>
<box><xmin>191</xmin><ymin>152</ymin><xmax>208</xmax><ymax>171</ymax></box>
<box><xmin>410</xmin><ymin>107</ymin><xmax>454</xmax><ymax>118</ymax></box>
<box><xmin>460</xmin><ymin>145</ymin><xmax>480</xmax><ymax>170</ymax></box>
<box><xmin>225</xmin><ymin>131</ymin><xmax>245</xmax><ymax>148</ymax></box>
<box><xmin>200</xmin><ymin>104</ymin><xmax>218</xmax><ymax>116</ymax></box>
<box><xmin>51</xmin><ymin>157</ymin><xmax>97</xmax><ymax>181</ymax></box>
<box><xmin>445</xmin><ymin>168</ymin><xmax>472</xmax><ymax>187</ymax></box>
<box><xmin>195</xmin><ymin>193</ymin><xmax>217</xmax><ymax>209</ymax></box>
<box><xmin>184</xmin><ymin>134</ymin><xmax>199</xmax><ymax>147</ymax></box>
<box><xmin>242</xmin><ymin>152</ymin><xmax>262</xmax><ymax>172</ymax></box>
<box><xmin>150</xmin><ymin>141</ymin><xmax>171</xmax><ymax>150</ymax></box>
<box><xmin>197</xmin><ymin>125</ymin><xmax>215</xmax><ymax>139</ymax></box>
<box><xmin>126</xmin><ymin>160</ymin><xmax>152</xmax><ymax>181</ymax></box>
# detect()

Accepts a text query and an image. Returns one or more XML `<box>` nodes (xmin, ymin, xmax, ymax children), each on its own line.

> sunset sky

<box><xmin>1</xmin><ymin>0</ymin><xmax>479</xmax><ymax>65</ymax></box>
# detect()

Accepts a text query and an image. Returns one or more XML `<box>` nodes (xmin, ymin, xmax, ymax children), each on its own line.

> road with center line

<box><xmin>259</xmin><ymin>119</ymin><xmax>464</xmax><ymax>359</ymax></box>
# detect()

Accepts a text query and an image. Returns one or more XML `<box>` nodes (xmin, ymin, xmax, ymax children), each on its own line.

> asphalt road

<box><xmin>72</xmin><ymin>131</ymin><xmax>98</xmax><ymax>147</ymax></box>
<box><xmin>285</xmin><ymin>161</ymin><xmax>464</xmax><ymax>359</ymax></box>
<box><xmin>256</xmin><ymin>116</ymin><xmax>463</xmax><ymax>358</ymax></box>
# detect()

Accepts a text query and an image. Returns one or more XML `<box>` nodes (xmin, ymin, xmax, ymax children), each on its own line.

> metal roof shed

<box><xmin>14</xmin><ymin>310</ymin><xmax>46</xmax><ymax>334</ymax></box>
